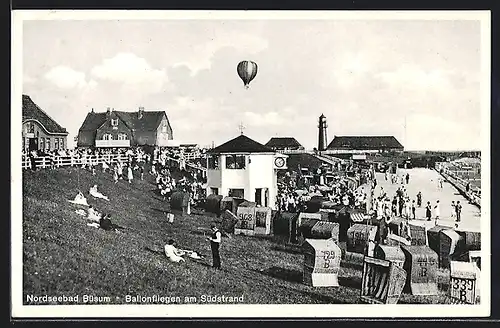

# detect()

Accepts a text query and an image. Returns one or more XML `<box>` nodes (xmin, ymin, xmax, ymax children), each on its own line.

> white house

<box><xmin>206</xmin><ymin>134</ymin><xmax>288</xmax><ymax>210</ymax></box>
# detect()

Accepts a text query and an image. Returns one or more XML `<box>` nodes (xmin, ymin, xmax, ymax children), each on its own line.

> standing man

<box><xmin>455</xmin><ymin>201</ymin><xmax>462</xmax><ymax>222</ymax></box>
<box><xmin>207</xmin><ymin>222</ymin><xmax>222</xmax><ymax>270</ymax></box>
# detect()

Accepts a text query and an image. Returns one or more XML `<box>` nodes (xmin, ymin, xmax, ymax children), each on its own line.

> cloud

<box><xmin>44</xmin><ymin>66</ymin><xmax>90</xmax><ymax>89</ymax></box>
<box><xmin>244</xmin><ymin>111</ymin><xmax>285</xmax><ymax>126</ymax></box>
<box><xmin>91</xmin><ymin>53</ymin><xmax>167</xmax><ymax>93</ymax></box>
<box><xmin>377</xmin><ymin>65</ymin><xmax>452</xmax><ymax>90</ymax></box>
<box><xmin>173</xmin><ymin>31</ymin><xmax>269</xmax><ymax>74</ymax></box>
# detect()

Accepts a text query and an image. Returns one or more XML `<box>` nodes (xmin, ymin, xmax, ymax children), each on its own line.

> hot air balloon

<box><xmin>237</xmin><ymin>60</ymin><xmax>258</xmax><ymax>89</ymax></box>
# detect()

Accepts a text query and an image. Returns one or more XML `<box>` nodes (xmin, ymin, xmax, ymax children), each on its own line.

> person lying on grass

<box><xmin>87</xmin><ymin>205</ymin><xmax>101</xmax><ymax>223</ymax></box>
<box><xmin>164</xmin><ymin>239</ymin><xmax>186</xmax><ymax>263</ymax></box>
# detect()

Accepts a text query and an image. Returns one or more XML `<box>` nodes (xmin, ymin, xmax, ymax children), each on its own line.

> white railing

<box><xmin>95</xmin><ymin>140</ymin><xmax>131</xmax><ymax>147</ymax></box>
<box><xmin>22</xmin><ymin>153</ymin><xmax>209</xmax><ymax>173</ymax></box>
<box><xmin>21</xmin><ymin>153</ymin><xmax>132</xmax><ymax>170</ymax></box>
<box><xmin>440</xmin><ymin>168</ymin><xmax>481</xmax><ymax>208</ymax></box>
<box><xmin>275</xmin><ymin>149</ymin><xmax>312</xmax><ymax>154</ymax></box>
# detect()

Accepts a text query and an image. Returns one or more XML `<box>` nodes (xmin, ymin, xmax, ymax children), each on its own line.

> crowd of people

<box><xmin>275</xmin><ymin>159</ymin><xmax>470</xmax><ymax>246</ymax></box>
<box><xmin>275</xmin><ymin>164</ymin><xmax>372</xmax><ymax>213</ymax></box>
<box><xmin>151</xmin><ymin>161</ymin><xmax>206</xmax><ymax>205</ymax></box>
<box><xmin>35</xmin><ymin>145</ymin><xmax>210</xmax><ymax>207</ymax></box>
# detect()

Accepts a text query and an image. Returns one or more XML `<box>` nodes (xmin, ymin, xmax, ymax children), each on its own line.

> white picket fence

<box><xmin>22</xmin><ymin>153</ymin><xmax>208</xmax><ymax>176</ymax></box>
<box><xmin>22</xmin><ymin>154</ymin><xmax>132</xmax><ymax>170</ymax></box>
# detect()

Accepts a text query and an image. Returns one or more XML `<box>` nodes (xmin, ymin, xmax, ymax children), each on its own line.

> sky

<box><xmin>21</xmin><ymin>15</ymin><xmax>486</xmax><ymax>150</ymax></box>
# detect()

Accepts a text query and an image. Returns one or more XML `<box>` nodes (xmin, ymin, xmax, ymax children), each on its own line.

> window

<box><xmin>40</xmin><ymin>137</ymin><xmax>45</xmax><ymax>150</ymax></box>
<box><xmin>210</xmin><ymin>188</ymin><xmax>219</xmax><ymax>195</ymax></box>
<box><xmin>161</xmin><ymin>124</ymin><xmax>168</xmax><ymax>133</ymax></box>
<box><xmin>229</xmin><ymin>189</ymin><xmax>244</xmax><ymax>198</ymax></box>
<box><xmin>111</xmin><ymin>119</ymin><xmax>118</xmax><ymax>127</ymax></box>
<box><xmin>46</xmin><ymin>138</ymin><xmax>51</xmax><ymax>150</ymax></box>
<box><xmin>208</xmin><ymin>155</ymin><xmax>219</xmax><ymax>169</ymax></box>
<box><xmin>118</xmin><ymin>133</ymin><xmax>128</xmax><ymax>140</ymax></box>
<box><xmin>225</xmin><ymin>155</ymin><xmax>246</xmax><ymax>169</ymax></box>
<box><xmin>103</xmin><ymin>134</ymin><xmax>113</xmax><ymax>141</ymax></box>
<box><xmin>60</xmin><ymin>138</ymin><xmax>64</xmax><ymax>149</ymax></box>
<box><xmin>54</xmin><ymin>138</ymin><xmax>59</xmax><ymax>149</ymax></box>
<box><xmin>29</xmin><ymin>123</ymin><xmax>35</xmax><ymax>134</ymax></box>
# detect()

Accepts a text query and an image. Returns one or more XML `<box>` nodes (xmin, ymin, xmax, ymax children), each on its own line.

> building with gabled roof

<box><xmin>22</xmin><ymin>95</ymin><xmax>69</xmax><ymax>152</ymax></box>
<box><xmin>326</xmin><ymin>136</ymin><xmax>404</xmax><ymax>154</ymax></box>
<box><xmin>77</xmin><ymin>107</ymin><xmax>173</xmax><ymax>148</ymax></box>
<box><xmin>206</xmin><ymin>134</ymin><xmax>287</xmax><ymax>209</ymax></box>
<box><xmin>265</xmin><ymin>137</ymin><xmax>304</xmax><ymax>151</ymax></box>
<box><xmin>208</xmin><ymin>134</ymin><xmax>274</xmax><ymax>154</ymax></box>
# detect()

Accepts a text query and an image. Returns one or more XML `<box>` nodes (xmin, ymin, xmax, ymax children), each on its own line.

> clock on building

<box><xmin>274</xmin><ymin>157</ymin><xmax>285</xmax><ymax>168</ymax></box>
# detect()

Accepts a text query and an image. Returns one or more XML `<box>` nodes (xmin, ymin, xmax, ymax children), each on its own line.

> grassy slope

<box><xmin>22</xmin><ymin>167</ymin><xmax>451</xmax><ymax>304</ymax></box>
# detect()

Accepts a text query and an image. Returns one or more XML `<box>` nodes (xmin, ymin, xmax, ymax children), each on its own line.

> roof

<box><xmin>265</xmin><ymin>137</ymin><xmax>303</xmax><ymax>149</ymax></box>
<box><xmin>22</xmin><ymin>95</ymin><xmax>68</xmax><ymax>134</ymax></box>
<box><xmin>327</xmin><ymin>136</ymin><xmax>404</xmax><ymax>150</ymax></box>
<box><xmin>208</xmin><ymin>135</ymin><xmax>274</xmax><ymax>154</ymax></box>
<box><xmin>79</xmin><ymin>110</ymin><xmax>166</xmax><ymax>132</ymax></box>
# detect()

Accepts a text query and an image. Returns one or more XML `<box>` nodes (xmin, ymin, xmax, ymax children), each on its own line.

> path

<box><xmin>374</xmin><ymin>168</ymin><xmax>481</xmax><ymax>232</ymax></box>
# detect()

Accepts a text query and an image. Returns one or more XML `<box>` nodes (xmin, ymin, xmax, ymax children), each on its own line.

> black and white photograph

<box><xmin>11</xmin><ymin>10</ymin><xmax>491</xmax><ymax>318</ymax></box>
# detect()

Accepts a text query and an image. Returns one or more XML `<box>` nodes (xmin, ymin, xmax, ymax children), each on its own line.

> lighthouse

<box><xmin>318</xmin><ymin>114</ymin><xmax>328</xmax><ymax>151</ymax></box>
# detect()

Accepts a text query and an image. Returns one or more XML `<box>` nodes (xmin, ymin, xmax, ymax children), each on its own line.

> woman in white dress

<box><xmin>164</xmin><ymin>239</ymin><xmax>185</xmax><ymax>263</ymax></box>
<box><xmin>434</xmin><ymin>200</ymin><xmax>441</xmax><ymax>223</ymax></box>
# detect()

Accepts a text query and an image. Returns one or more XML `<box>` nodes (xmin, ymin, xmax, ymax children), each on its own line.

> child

<box><xmin>411</xmin><ymin>200</ymin><xmax>416</xmax><ymax>220</ymax></box>
<box><xmin>113</xmin><ymin>166</ymin><xmax>119</xmax><ymax>184</ymax></box>
<box><xmin>451</xmin><ymin>201</ymin><xmax>456</xmax><ymax>219</ymax></box>
<box><xmin>127</xmin><ymin>166</ymin><xmax>133</xmax><ymax>184</ymax></box>
<box><xmin>117</xmin><ymin>162</ymin><xmax>123</xmax><ymax>179</ymax></box>
<box><xmin>140</xmin><ymin>165</ymin><xmax>144</xmax><ymax>180</ymax></box>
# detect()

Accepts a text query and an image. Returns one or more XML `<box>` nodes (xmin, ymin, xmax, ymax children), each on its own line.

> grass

<box><xmin>22</xmin><ymin>166</ymin><xmax>453</xmax><ymax>305</ymax></box>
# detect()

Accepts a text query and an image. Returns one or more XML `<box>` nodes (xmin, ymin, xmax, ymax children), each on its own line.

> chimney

<box><xmin>138</xmin><ymin>106</ymin><xmax>144</xmax><ymax>119</ymax></box>
<box><xmin>106</xmin><ymin>107</ymin><xmax>111</xmax><ymax>118</ymax></box>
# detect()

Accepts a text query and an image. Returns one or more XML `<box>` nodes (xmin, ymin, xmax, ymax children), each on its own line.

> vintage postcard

<box><xmin>11</xmin><ymin>10</ymin><xmax>491</xmax><ymax>318</ymax></box>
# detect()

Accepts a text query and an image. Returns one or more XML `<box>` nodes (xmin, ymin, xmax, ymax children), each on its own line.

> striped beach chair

<box><xmin>359</xmin><ymin>256</ymin><xmax>407</xmax><ymax>304</ymax></box>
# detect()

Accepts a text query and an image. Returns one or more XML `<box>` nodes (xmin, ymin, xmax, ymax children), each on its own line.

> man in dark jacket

<box><xmin>206</xmin><ymin>223</ymin><xmax>222</xmax><ymax>269</ymax></box>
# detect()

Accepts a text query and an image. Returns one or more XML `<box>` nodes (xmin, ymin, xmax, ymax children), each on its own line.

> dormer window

<box><xmin>117</xmin><ymin>133</ymin><xmax>127</xmax><ymax>140</ymax></box>
<box><xmin>111</xmin><ymin>119</ymin><xmax>118</xmax><ymax>127</ymax></box>
<box><xmin>103</xmin><ymin>134</ymin><xmax>113</xmax><ymax>141</ymax></box>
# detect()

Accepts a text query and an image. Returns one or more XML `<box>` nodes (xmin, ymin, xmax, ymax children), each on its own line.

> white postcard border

<box><xmin>11</xmin><ymin>9</ymin><xmax>492</xmax><ymax>318</ymax></box>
